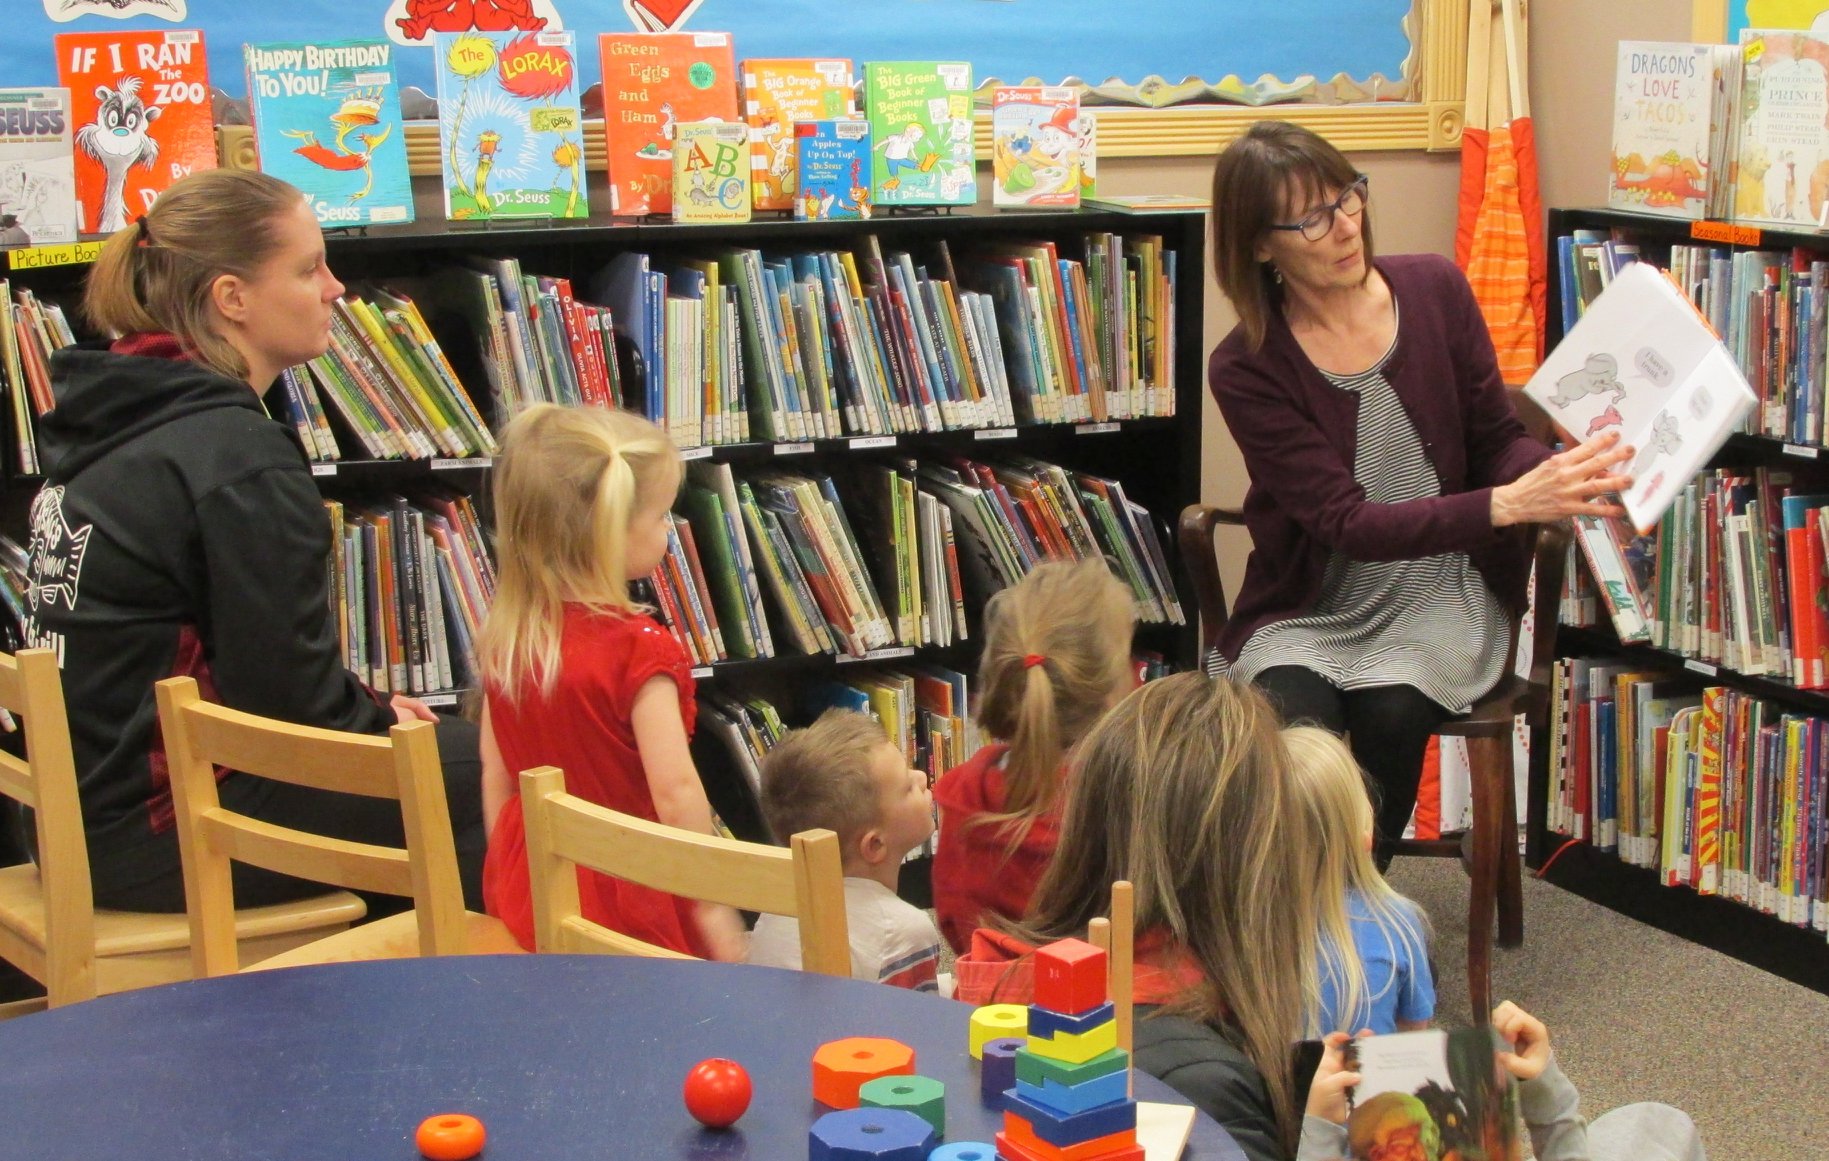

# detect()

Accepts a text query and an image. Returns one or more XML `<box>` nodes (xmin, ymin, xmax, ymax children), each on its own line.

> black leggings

<box><xmin>84</xmin><ymin>713</ymin><xmax>485</xmax><ymax>914</ymax></box>
<box><xmin>1253</xmin><ymin>666</ymin><xmax>1454</xmax><ymax>863</ymax></box>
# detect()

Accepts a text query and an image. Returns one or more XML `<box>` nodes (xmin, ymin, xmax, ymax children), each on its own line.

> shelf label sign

<box><xmin>1683</xmin><ymin>658</ymin><xmax>1717</xmax><ymax>677</ymax></box>
<box><xmin>1688</xmin><ymin>220</ymin><xmax>1762</xmax><ymax>247</ymax></box>
<box><xmin>7</xmin><ymin>240</ymin><xmax>103</xmax><ymax>270</ymax></box>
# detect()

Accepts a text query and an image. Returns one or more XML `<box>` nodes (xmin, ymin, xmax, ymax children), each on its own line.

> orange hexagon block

<box><xmin>812</xmin><ymin>1036</ymin><xmax>917</xmax><ymax>1109</ymax></box>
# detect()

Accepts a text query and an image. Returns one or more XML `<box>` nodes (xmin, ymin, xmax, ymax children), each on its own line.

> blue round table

<box><xmin>1</xmin><ymin>955</ymin><xmax>1246</xmax><ymax>1159</ymax></box>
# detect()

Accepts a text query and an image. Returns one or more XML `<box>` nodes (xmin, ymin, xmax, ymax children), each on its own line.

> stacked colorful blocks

<box><xmin>994</xmin><ymin>938</ymin><xmax>1141</xmax><ymax>1161</ymax></box>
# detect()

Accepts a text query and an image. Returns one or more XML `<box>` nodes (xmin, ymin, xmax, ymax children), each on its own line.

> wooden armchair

<box><xmin>155</xmin><ymin>676</ymin><xmax>520</xmax><ymax>976</ymax></box>
<box><xmin>0</xmin><ymin>652</ymin><xmax>363</xmax><ymax>1013</ymax></box>
<box><xmin>1177</xmin><ymin>505</ymin><xmax>1569</xmax><ymax>1019</ymax></box>
<box><xmin>518</xmin><ymin>765</ymin><xmax>850</xmax><ymax>975</ymax></box>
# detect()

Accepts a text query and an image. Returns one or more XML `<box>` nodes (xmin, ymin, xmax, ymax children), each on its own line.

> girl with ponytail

<box><xmin>931</xmin><ymin>558</ymin><xmax>1135</xmax><ymax>953</ymax></box>
<box><xmin>475</xmin><ymin>403</ymin><xmax>744</xmax><ymax>959</ymax></box>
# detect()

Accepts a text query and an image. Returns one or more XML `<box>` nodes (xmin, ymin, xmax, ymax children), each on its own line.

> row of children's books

<box><xmin>1</xmin><ymin>26</ymin><xmax>1112</xmax><ymax>245</ymax></box>
<box><xmin>1562</xmin><ymin>463</ymin><xmax>1829</xmax><ymax>690</ymax></box>
<box><xmin>0</xmin><ymin>279</ymin><xmax>74</xmax><ymax>474</ymax></box>
<box><xmin>323</xmin><ymin>490</ymin><xmax>495</xmax><ymax>697</ymax></box>
<box><xmin>644</xmin><ymin>455</ymin><xmax>1182</xmax><ymax>668</ymax></box>
<box><xmin>1608</xmin><ymin>32</ymin><xmax>1829</xmax><ymax>228</ymax></box>
<box><xmin>1548</xmin><ymin>657</ymin><xmax>1829</xmax><ymax>933</ymax></box>
<box><xmin>449</xmin><ymin>231</ymin><xmax>1179</xmax><ymax>447</ymax></box>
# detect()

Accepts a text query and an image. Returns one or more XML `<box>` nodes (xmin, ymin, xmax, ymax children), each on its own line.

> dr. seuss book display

<box><xmin>245</xmin><ymin>40</ymin><xmax>412</xmax><ymax>228</ymax></box>
<box><xmin>1733</xmin><ymin>29</ymin><xmax>1829</xmax><ymax>229</ymax></box>
<box><xmin>433</xmin><ymin>30</ymin><xmax>587</xmax><ymax>221</ymax></box>
<box><xmin>1608</xmin><ymin>41</ymin><xmax>1739</xmax><ymax>220</ymax></box>
<box><xmin>991</xmin><ymin>86</ymin><xmax>1091</xmax><ymax>208</ymax></box>
<box><xmin>1524</xmin><ymin>261</ymin><xmax>1756</xmax><ymax>534</ymax></box>
<box><xmin>55</xmin><ymin>29</ymin><xmax>216</xmax><ymax>236</ymax></box>
<box><xmin>739</xmin><ymin>58</ymin><xmax>855</xmax><ymax>212</ymax></box>
<box><xmin>1345</xmin><ymin>1029</ymin><xmax>1518</xmax><ymax>1161</ymax></box>
<box><xmin>863</xmin><ymin>61</ymin><xmax>975</xmax><ymax>208</ymax></box>
<box><xmin>672</xmin><ymin>121</ymin><xmax>750</xmax><ymax>224</ymax></box>
<box><xmin>793</xmin><ymin>120</ymin><xmax>870</xmax><ymax>221</ymax></box>
<box><xmin>0</xmin><ymin>89</ymin><xmax>77</xmax><ymax>246</ymax></box>
<box><xmin>599</xmin><ymin>31</ymin><xmax>738</xmax><ymax>218</ymax></box>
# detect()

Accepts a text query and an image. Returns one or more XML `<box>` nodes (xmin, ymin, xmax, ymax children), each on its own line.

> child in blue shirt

<box><xmin>1284</xmin><ymin>725</ymin><xmax>1435</xmax><ymax>1035</ymax></box>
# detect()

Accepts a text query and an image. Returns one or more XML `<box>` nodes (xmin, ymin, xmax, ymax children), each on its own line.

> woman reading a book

<box><xmin>20</xmin><ymin>169</ymin><xmax>485</xmax><ymax>912</ymax></box>
<box><xmin>1205</xmin><ymin>121</ymin><xmax>1633</xmax><ymax>863</ymax></box>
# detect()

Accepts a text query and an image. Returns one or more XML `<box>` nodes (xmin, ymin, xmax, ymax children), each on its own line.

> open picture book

<box><xmin>1345</xmin><ymin>1027</ymin><xmax>1519</xmax><ymax>1161</ymax></box>
<box><xmin>1524</xmin><ymin>259</ymin><xmax>1756</xmax><ymax>534</ymax></box>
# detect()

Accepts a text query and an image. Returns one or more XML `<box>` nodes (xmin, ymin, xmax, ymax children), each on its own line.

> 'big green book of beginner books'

<box><xmin>864</xmin><ymin>61</ymin><xmax>975</xmax><ymax>208</ymax></box>
<box><xmin>433</xmin><ymin>30</ymin><xmax>587</xmax><ymax>221</ymax></box>
<box><xmin>245</xmin><ymin>39</ymin><xmax>413</xmax><ymax>228</ymax></box>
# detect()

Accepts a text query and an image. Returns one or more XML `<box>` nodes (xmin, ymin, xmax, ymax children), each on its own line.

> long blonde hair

<box><xmin>1283</xmin><ymin>725</ymin><xmax>1433</xmax><ymax>1036</ymax></box>
<box><xmin>477</xmin><ymin>403</ymin><xmax>680</xmax><ymax>699</ymax></box>
<box><xmin>83</xmin><ymin>168</ymin><xmax>308</xmax><ymax>382</ymax></box>
<box><xmin>973</xmin><ymin>559</ymin><xmax>1134</xmax><ymax>843</ymax></box>
<box><xmin>1016</xmin><ymin>674</ymin><xmax>1318</xmax><ymax>1155</ymax></box>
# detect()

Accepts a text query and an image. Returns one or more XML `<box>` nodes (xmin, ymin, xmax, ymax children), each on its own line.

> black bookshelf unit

<box><xmin>1538</xmin><ymin>207</ymin><xmax>1829</xmax><ymax>992</ymax></box>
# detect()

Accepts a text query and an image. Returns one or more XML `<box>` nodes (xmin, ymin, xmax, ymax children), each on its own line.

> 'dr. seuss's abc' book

<box><xmin>55</xmin><ymin>29</ymin><xmax>217</xmax><ymax>236</ymax></box>
<box><xmin>672</xmin><ymin>121</ymin><xmax>751</xmax><ymax>224</ymax></box>
<box><xmin>1608</xmin><ymin>41</ymin><xmax>1739</xmax><ymax>220</ymax></box>
<box><xmin>793</xmin><ymin>120</ymin><xmax>871</xmax><ymax>221</ymax></box>
<box><xmin>0</xmin><ymin>89</ymin><xmax>78</xmax><ymax>246</ymax></box>
<box><xmin>992</xmin><ymin>85</ymin><xmax>1090</xmax><ymax>208</ymax></box>
<box><xmin>433</xmin><ymin>30</ymin><xmax>588</xmax><ymax>222</ymax></box>
<box><xmin>245</xmin><ymin>40</ymin><xmax>413</xmax><ymax>229</ymax></box>
<box><xmin>864</xmin><ymin>61</ymin><xmax>975</xmax><ymax>208</ymax></box>
<box><xmin>740</xmin><ymin>58</ymin><xmax>855</xmax><ymax>212</ymax></box>
<box><xmin>600</xmin><ymin>32</ymin><xmax>739</xmax><ymax>218</ymax></box>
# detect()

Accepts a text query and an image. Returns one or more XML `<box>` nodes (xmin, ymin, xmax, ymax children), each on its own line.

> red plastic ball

<box><xmin>415</xmin><ymin>1113</ymin><xmax>486</xmax><ymax>1160</ymax></box>
<box><xmin>683</xmin><ymin>1057</ymin><xmax>753</xmax><ymax>1129</ymax></box>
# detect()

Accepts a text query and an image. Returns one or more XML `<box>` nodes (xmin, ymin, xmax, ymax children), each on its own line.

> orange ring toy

<box><xmin>416</xmin><ymin>1112</ymin><xmax>486</xmax><ymax>1160</ymax></box>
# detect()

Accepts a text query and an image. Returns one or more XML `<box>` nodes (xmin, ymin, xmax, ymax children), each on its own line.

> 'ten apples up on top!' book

<box><xmin>1608</xmin><ymin>41</ymin><xmax>1740</xmax><ymax>220</ymax></box>
<box><xmin>599</xmin><ymin>32</ymin><xmax>739</xmax><ymax>217</ymax></box>
<box><xmin>245</xmin><ymin>40</ymin><xmax>413</xmax><ymax>228</ymax></box>
<box><xmin>739</xmin><ymin>58</ymin><xmax>855</xmax><ymax>212</ymax></box>
<box><xmin>55</xmin><ymin>29</ymin><xmax>217</xmax><ymax>235</ymax></box>
<box><xmin>433</xmin><ymin>30</ymin><xmax>587</xmax><ymax>222</ymax></box>
<box><xmin>864</xmin><ymin>61</ymin><xmax>975</xmax><ymax>208</ymax></box>
<box><xmin>0</xmin><ymin>89</ymin><xmax>78</xmax><ymax>246</ymax></box>
<box><xmin>794</xmin><ymin>120</ymin><xmax>871</xmax><ymax>220</ymax></box>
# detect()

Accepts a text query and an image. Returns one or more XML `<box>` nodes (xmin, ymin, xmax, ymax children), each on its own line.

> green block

<box><xmin>1014</xmin><ymin>1045</ymin><xmax>1129</xmax><ymax>1087</ymax></box>
<box><xmin>859</xmin><ymin>1073</ymin><xmax>946</xmax><ymax>1138</ymax></box>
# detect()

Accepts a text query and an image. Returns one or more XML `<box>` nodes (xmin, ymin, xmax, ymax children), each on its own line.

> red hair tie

<box><xmin>1022</xmin><ymin>654</ymin><xmax>1047</xmax><ymax>669</ymax></box>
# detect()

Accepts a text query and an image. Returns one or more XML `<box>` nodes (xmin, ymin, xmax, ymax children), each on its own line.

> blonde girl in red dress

<box><xmin>476</xmin><ymin>404</ymin><xmax>745</xmax><ymax>959</ymax></box>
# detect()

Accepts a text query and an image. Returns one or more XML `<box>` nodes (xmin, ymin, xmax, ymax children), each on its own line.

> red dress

<box><xmin>931</xmin><ymin>744</ymin><xmax>1064</xmax><ymax>954</ymax></box>
<box><xmin>482</xmin><ymin>605</ymin><xmax>708</xmax><ymax>955</ymax></box>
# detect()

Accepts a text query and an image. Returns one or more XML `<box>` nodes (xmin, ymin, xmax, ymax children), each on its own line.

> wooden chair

<box><xmin>155</xmin><ymin>676</ymin><xmax>521</xmax><ymax>976</ymax></box>
<box><xmin>0</xmin><ymin>652</ymin><xmax>364</xmax><ymax>1013</ymax></box>
<box><xmin>1178</xmin><ymin>505</ymin><xmax>1570</xmax><ymax>1019</ymax></box>
<box><xmin>518</xmin><ymin>765</ymin><xmax>850</xmax><ymax>975</ymax></box>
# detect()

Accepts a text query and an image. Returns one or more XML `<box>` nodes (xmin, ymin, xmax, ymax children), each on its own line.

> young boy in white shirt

<box><xmin>747</xmin><ymin>710</ymin><xmax>942</xmax><ymax>992</ymax></box>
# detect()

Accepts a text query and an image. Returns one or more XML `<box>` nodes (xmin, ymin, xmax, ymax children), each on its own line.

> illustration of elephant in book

<box><xmin>1547</xmin><ymin>352</ymin><xmax>1625</xmax><ymax>408</ymax></box>
<box><xmin>1629</xmin><ymin>410</ymin><xmax>1681</xmax><ymax>477</ymax></box>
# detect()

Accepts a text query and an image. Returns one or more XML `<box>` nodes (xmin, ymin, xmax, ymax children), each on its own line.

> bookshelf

<box><xmin>0</xmin><ymin>203</ymin><xmax>1207</xmax><ymax>879</ymax></box>
<box><xmin>1537</xmin><ymin>205</ymin><xmax>1829</xmax><ymax>992</ymax></box>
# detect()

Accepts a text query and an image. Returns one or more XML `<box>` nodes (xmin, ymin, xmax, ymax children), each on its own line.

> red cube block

<box><xmin>1033</xmin><ymin>939</ymin><xmax>1107</xmax><ymax>1017</ymax></box>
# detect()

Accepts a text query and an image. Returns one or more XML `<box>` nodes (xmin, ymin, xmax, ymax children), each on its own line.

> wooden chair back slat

<box><xmin>179</xmin><ymin>707</ymin><xmax>401</xmax><ymax>798</ymax></box>
<box><xmin>198</xmin><ymin>811</ymin><xmax>417</xmax><ymax>898</ymax></box>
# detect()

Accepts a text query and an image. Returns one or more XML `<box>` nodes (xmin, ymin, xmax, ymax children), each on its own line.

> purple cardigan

<box><xmin>1208</xmin><ymin>253</ymin><xmax>1551</xmax><ymax>665</ymax></box>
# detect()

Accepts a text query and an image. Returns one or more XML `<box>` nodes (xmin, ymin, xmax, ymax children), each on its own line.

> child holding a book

<box><xmin>477</xmin><ymin>403</ymin><xmax>745</xmax><ymax>960</ymax></box>
<box><xmin>930</xmin><ymin>558</ymin><xmax>1136</xmax><ymax>953</ymax></box>
<box><xmin>1283</xmin><ymin>725</ymin><xmax>1435</xmax><ymax>1036</ymax></box>
<box><xmin>747</xmin><ymin>709</ymin><xmax>943</xmax><ymax>991</ymax></box>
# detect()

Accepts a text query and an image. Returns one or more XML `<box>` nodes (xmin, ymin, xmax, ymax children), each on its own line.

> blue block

<box><xmin>1002</xmin><ymin>1091</ymin><xmax>1136</xmax><ymax>1148</ymax></box>
<box><xmin>1011</xmin><ymin>1067</ymin><xmax>1130</xmax><ymax>1116</ymax></box>
<box><xmin>980</xmin><ymin>1037</ymin><xmax>1024</xmax><ymax>1108</ymax></box>
<box><xmin>1027</xmin><ymin>1001</ymin><xmax>1115</xmax><ymax>1039</ymax></box>
<box><xmin>809</xmin><ymin>1107</ymin><xmax>938</xmax><ymax>1160</ymax></box>
<box><xmin>928</xmin><ymin>1144</ymin><xmax>996</xmax><ymax>1161</ymax></box>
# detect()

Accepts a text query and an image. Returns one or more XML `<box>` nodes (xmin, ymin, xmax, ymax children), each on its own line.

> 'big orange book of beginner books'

<box><xmin>55</xmin><ymin>28</ymin><xmax>216</xmax><ymax>235</ymax></box>
<box><xmin>599</xmin><ymin>31</ymin><xmax>737</xmax><ymax>217</ymax></box>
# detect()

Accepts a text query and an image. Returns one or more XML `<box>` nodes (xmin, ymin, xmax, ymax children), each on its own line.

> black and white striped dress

<box><xmin>1213</xmin><ymin>318</ymin><xmax>1509</xmax><ymax>715</ymax></box>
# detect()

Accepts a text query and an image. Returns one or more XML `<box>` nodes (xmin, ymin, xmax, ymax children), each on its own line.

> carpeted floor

<box><xmin>1387</xmin><ymin>858</ymin><xmax>1828</xmax><ymax>1161</ymax></box>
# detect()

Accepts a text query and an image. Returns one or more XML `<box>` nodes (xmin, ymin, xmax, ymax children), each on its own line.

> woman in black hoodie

<box><xmin>21</xmin><ymin>169</ymin><xmax>484</xmax><ymax>911</ymax></box>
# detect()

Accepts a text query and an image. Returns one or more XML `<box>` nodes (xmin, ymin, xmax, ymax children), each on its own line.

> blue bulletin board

<box><xmin>9</xmin><ymin>0</ymin><xmax>1418</xmax><ymax>105</ymax></box>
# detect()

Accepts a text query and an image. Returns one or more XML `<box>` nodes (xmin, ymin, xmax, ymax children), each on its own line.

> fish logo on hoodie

<box><xmin>26</xmin><ymin>485</ymin><xmax>91</xmax><ymax>619</ymax></box>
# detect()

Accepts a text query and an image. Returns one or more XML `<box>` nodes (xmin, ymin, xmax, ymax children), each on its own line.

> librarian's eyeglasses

<box><xmin>1267</xmin><ymin>175</ymin><xmax>1370</xmax><ymax>242</ymax></box>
